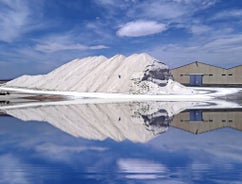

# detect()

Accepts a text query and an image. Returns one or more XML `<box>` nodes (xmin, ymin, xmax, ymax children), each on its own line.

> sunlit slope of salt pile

<box><xmin>6</xmin><ymin>53</ymin><xmax>195</xmax><ymax>94</ymax></box>
<box><xmin>4</xmin><ymin>103</ymin><xmax>172</xmax><ymax>143</ymax></box>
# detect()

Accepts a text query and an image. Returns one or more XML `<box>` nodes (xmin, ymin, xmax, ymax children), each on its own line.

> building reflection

<box><xmin>0</xmin><ymin>100</ymin><xmax>242</xmax><ymax>142</ymax></box>
<box><xmin>171</xmin><ymin>109</ymin><xmax>242</xmax><ymax>134</ymax></box>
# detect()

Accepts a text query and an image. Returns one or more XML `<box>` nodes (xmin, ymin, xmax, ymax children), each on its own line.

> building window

<box><xmin>180</xmin><ymin>74</ymin><xmax>184</xmax><ymax>76</ymax></box>
<box><xmin>228</xmin><ymin>74</ymin><xmax>233</xmax><ymax>76</ymax></box>
<box><xmin>222</xmin><ymin>74</ymin><xmax>226</xmax><ymax>76</ymax></box>
<box><xmin>228</xmin><ymin>120</ymin><xmax>233</xmax><ymax>122</ymax></box>
<box><xmin>209</xmin><ymin>74</ymin><xmax>213</xmax><ymax>76</ymax></box>
<box><xmin>222</xmin><ymin>120</ymin><xmax>226</xmax><ymax>122</ymax></box>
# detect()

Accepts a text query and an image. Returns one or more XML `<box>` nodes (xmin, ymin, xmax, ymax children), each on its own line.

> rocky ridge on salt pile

<box><xmin>6</xmin><ymin>53</ymin><xmax>195</xmax><ymax>94</ymax></box>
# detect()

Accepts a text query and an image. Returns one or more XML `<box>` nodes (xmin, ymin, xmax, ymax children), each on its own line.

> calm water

<box><xmin>0</xmin><ymin>100</ymin><xmax>242</xmax><ymax>184</ymax></box>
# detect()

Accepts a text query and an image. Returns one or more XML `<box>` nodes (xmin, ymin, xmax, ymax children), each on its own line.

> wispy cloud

<box><xmin>190</xmin><ymin>25</ymin><xmax>212</xmax><ymax>35</ymax></box>
<box><xmin>150</xmin><ymin>128</ymin><xmax>242</xmax><ymax>161</ymax></box>
<box><xmin>203</xmin><ymin>35</ymin><xmax>242</xmax><ymax>51</ymax></box>
<box><xmin>211</xmin><ymin>9</ymin><xmax>242</xmax><ymax>20</ymax></box>
<box><xmin>35</xmin><ymin>143</ymin><xmax>107</xmax><ymax>161</ymax></box>
<box><xmin>0</xmin><ymin>154</ymin><xmax>29</xmax><ymax>184</ymax></box>
<box><xmin>33</xmin><ymin>30</ymin><xmax>109</xmax><ymax>53</ymax></box>
<box><xmin>118</xmin><ymin>158</ymin><xmax>168</xmax><ymax>179</ymax></box>
<box><xmin>117</xmin><ymin>20</ymin><xmax>167</xmax><ymax>37</ymax></box>
<box><xmin>0</xmin><ymin>0</ymin><xmax>49</xmax><ymax>43</ymax></box>
<box><xmin>0</xmin><ymin>0</ymin><xmax>30</xmax><ymax>42</ymax></box>
<box><xmin>36</xmin><ymin>143</ymin><xmax>107</xmax><ymax>153</ymax></box>
<box><xmin>126</xmin><ymin>0</ymin><xmax>217</xmax><ymax>21</ymax></box>
<box><xmin>35</xmin><ymin>42</ymin><xmax>108</xmax><ymax>53</ymax></box>
<box><xmin>0</xmin><ymin>0</ymin><xmax>241</xmax><ymax>78</ymax></box>
<box><xmin>95</xmin><ymin>0</ymin><xmax>120</xmax><ymax>7</ymax></box>
<box><xmin>128</xmin><ymin>2</ymin><xmax>186</xmax><ymax>20</ymax></box>
<box><xmin>96</xmin><ymin>0</ymin><xmax>219</xmax><ymax>38</ymax></box>
<box><xmin>148</xmin><ymin>34</ymin><xmax>242</xmax><ymax>68</ymax></box>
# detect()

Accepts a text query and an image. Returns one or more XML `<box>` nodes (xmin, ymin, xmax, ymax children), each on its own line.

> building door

<box><xmin>189</xmin><ymin>110</ymin><xmax>203</xmax><ymax>121</ymax></box>
<box><xmin>190</xmin><ymin>75</ymin><xmax>203</xmax><ymax>86</ymax></box>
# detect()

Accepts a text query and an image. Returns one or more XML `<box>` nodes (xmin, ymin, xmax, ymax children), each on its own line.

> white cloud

<box><xmin>95</xmin><ymin>0</ymin><xmax>117</xmax><ymax>6</ymax></box>
<box><xmin>117</xmin><ymin>20</ymin><xmax>167</xmax><ymax>37</ymax></box>
<box><xmin>0</xmin><ymin>30</ymin><xmax>110</xmax><ymax>78</ymax></box>
<box><xmin>211</xmin><ymin>9</ymin><xmax>242</xmax><ymax>20</ymax></box>
<box><xmin>132</xmin><ymin>2</ymin><xmax>186</xmax><ymax>20</ymax></box>
<box><xmin>0</xmin><ymin>154</ymin><xmax>29</xmax><ymax>184</ymax></box>
<box><xmin>171</xmin><ymin>0</ymin><xmax>217</xmax><ymax>7</ymax></box>
<box><xmin>36</xmin><ymin>143</ymin><xmax>107</xmax><ymax>153</ymax></box>
<box><xmin>191</xmin><ymin>25</ymin><xmax>212</xmax><ymax>35</ymax></box>
<box><xmin>35</xmin><ymin>42</ymin><xmax>108</xmax><ymax>53</ymax></box>
<box><xmin>0</xmin><ymin>0</ymin><xmax>47</xmax><ymax>43</ymax></box>
<box><xmin>113</xmin><ymin>1</ymin><xmax>218</xmax><ymax>38</ymax></box>
<box><xmin>149</xmin><ymin>128</ymin><xmax>242</xmax><ymax>161</ymax></box>
<box><xmin>34</xmin><ymin>33</ymin><xmax>109</xmax><ymax>53</ymax></box>
<box><xmin>34</xmin><ymin>143</ymin><xmax>108</xmax><ymax>161</ymax></box>
<box><xmin>0</xmin><ymin>0</ymin><xmax>30</xmax><ymax>42</ymax></box>
<box><xmin>203</xmin><ymin>35</ymin><xmax>242</xmax><ymax>51</ymax></box>
<box><xmin>118</xmin><ymin>158</ymin><xmax>168</xmax><ymax>179</ymax></box>
<box><xmin>127</xmin><ymin>0</ymin><xmax>217</xmax><ymax>21</ymax></box>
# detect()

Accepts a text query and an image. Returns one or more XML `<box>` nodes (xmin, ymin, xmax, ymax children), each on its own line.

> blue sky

<box><xmin>0</xmin><ymin>0</ymin><xmax>242</xmax><ymax>78</ymax></box>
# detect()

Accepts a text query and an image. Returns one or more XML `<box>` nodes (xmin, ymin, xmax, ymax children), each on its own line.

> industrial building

<box><xmin>171</xmin><ymin>110</ymin><xmax>242</xmax><ymax>134</ymax></box>
<box><xmin>171</xmin><ymin>62</ymin><xmax>242</xmax><ymax>86</ymax></box>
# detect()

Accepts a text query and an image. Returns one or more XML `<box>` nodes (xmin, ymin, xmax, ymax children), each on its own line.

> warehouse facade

<box><xmin>171</xmin><ymin>61</ymin><xmax>242</xmax><ymax>86</ymax></box>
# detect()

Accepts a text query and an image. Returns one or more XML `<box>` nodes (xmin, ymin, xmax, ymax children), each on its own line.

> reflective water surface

<box><xmin>0</xmin><ymin>100</ymin><xmax>242</xmax><ymax>183</ymax></box>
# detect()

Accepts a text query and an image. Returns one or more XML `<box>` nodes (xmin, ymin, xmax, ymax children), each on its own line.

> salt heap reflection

<box><xmin>1</xmin><ymin>100</ymin><xmax>242</xmax><ymax>142</ymax></box>
<box><xmin>2</xmin><ymin>102</ymin><xmax>176</xmax><ymax>143</ymax></box>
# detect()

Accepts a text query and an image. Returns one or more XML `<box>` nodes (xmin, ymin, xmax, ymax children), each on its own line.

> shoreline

<box><xmin>0</xmin><ymin>85</ymin><xmax>242</xmax><ymax>103</ymax></box>
<box><xmin>0</xmin><ymin>86</ymin><xmax>213</xmax><ymax>102</ymax></box>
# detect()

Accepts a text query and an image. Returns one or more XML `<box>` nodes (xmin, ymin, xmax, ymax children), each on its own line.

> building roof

<box><xmin>228</xmin><ymin>64</ymin><xmax>242</xmax><ymax>70</ymax></box>
<box><xmin>171</xmin><ymin>61</ymin><xmax>242</xmax><ymax>71</ymax></box>
<box><xmin>171</xmin><ymin>121</ymin><xmax>242</xmax><ymax>134</ymax></box>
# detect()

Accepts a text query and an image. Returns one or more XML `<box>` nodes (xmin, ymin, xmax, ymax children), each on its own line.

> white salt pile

<box><xmin>6</xmin><ymin>53</ymin><xmax>195</xmax><ymax>95</ymax></box>
<box><xmin>5</xmin><ymin>103</ymin><xmax>171</xmax><ymax>143</ymax></box>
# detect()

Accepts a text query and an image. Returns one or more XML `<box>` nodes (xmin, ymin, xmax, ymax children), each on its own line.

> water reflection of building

<box><xmin>171</xmin><ymin>110</ymin><xmax>242</xmax><ymax>134</ymax></box>
<box><xmin>1</xmin><ymin>100</ymin><xmax>242</xmax><ymax>140</ymax></box>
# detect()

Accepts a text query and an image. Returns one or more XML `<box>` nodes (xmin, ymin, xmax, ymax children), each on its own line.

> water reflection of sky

<box><xmin>0</xmin><ymin>115</ymin><xmax>242</xmax><ymax>184</ymax></box>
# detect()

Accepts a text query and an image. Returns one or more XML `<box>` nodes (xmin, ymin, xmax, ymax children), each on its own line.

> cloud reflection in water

<box><xmin>0</xmin><ymin>100</ymin><xmax>242</xmax><ymax>183</ymax></box>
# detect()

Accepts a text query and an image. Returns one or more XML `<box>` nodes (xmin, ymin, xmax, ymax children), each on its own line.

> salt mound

<box><xmin>6</xmin><ymin>53</ymin><xmax>195</xmax><ymax>94</ymax></box>
<box><xmin>5</xmin><ymin>103</ymin><xmax>171</xmax><ymax>143</ymax></box>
